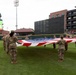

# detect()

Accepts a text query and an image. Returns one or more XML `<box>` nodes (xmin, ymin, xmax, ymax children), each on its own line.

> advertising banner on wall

<box><xmin>0</xmin><ymin>19</ymin><xmax>3</xmax><ymax>30</ymax></box>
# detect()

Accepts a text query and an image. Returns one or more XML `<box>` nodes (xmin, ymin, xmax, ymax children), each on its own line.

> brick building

<box><xmin>49</xmin><ymin>9</ymin><xmax>67</xmax><ymax>30</ymax></box>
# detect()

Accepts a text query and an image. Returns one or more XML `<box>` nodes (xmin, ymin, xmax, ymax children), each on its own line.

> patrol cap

<box><xmin>60</xmin><ymin>35</ymin><xmax>64</xmax><ymax>39</ymax></box>
<box><xmin>9</xmin><ymin>30</ymin><xmax>15</xmax><ymax>35</ymax></box>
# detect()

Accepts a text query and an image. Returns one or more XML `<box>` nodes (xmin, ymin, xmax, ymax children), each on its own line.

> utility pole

<box><xmin>14</xmin><ymin>0</ymin><xmax>19</xmax><ymax>30</ymax></box>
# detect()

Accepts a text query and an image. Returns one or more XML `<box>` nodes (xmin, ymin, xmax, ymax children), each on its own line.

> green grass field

<box><xmin>0</xmin><ymin>41</ymin><xmax>76</xmax><ymax>75</ymax></box>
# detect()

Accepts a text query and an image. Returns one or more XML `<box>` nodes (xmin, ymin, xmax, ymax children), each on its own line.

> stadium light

<box><xmin>14</xmin><ymin>0</ymin><xmax>19</xmax><ymax>30</ymax></box>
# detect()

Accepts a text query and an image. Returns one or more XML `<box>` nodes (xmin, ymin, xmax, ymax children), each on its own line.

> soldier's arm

<box><xmin>5</xmin><ymin>35</ymin><xmax>9</xmax><ymax>54</ymax></box>
<box><xmin>57</xmin><ymin>40</ymin><xmax>60</xmax><ymax>44</ymax></box>
<box><xmin>13</xmin><ymin>36</ymin><xmax>18</xmax><ymax>42</ymax></box>
<box><xmin>2</xmin><ymin>37</ymin><xmax>5</xmax><ymax>40</ymax></box>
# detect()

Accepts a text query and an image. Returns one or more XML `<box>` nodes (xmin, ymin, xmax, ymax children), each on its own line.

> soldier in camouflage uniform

<box><xmin>2</xmin><ymin>34</ymin><xmax>9</xmax><ymax>52</ymax></box>
<box><xmin>6</xmin><ymin>30</ymin><xmax>18</xmax><ymax>64</ymax></box>
<box><xmin>57</xmin><ymin>36</ymin><xmax>66</xmax><ymax>62</ymax></box>
<box><xmin>2</xmin><ymin>34</ymin><xmax>6</xmax><ymax>51</ymax></box>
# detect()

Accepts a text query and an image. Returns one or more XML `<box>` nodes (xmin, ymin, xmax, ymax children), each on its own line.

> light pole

<box><xmin>14</xmin><ymin>0</ymin><xmax>19</xmax><ymax>30</ymax></box>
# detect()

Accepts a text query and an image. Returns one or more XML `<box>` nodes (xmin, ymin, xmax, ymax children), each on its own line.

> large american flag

<box><xmin>16</xmin><ymin>38</ymin><xmax>76</xmax><ymax>47</ymax></box>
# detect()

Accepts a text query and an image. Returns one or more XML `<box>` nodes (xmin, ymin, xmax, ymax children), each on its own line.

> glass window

<box><xmin>68</xmin><ymin>12</ymin><xmax>71</xmax><ymax>15</ymax></box>
<box><xmin>73</xmin><ymin>26</ymin><xmax>76</xmax><ymax>28</ymax></box>
<box><xmin>73</xmin><ymin>21</ymin><xmax>76</xmax><ymax>23</ymax></box>
<box><xmin>73</xmin><ymin>12</ymin><xmax>76</xmax><ymax>14</ymax></box>
<box><xmin>67</xmin><ymin>21</ymin><xmax>71</xmax><ymax>24</ymax></box>
<box><xmin>67</xmin><ymin>26</ymin><xmax>71</xmax><ymax>29</ymax></box>
<box><xmin>73</xmin><ymin>16</ymin><xmax>76</xmax><ymax>19</ymax></box>
<box><xmin>68</xmin><ymin>17</ymin><xmax>71</xmax><ymax>19</ymax></box>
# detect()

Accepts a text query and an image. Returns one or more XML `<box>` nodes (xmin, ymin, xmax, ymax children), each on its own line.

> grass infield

<box><xmin>0</xmin><ymin>41</ymin><xmax>76</xmax><ymax>75</ymax></box>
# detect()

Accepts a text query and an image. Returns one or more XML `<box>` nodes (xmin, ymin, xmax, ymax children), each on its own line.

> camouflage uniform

<box><xmin>2</xmin><ymin>34</ymin><xmax>10</xmax><ymax>53</ymax></box>
<box><xmin>2</xmin><ymin>35</ymin><xmax>6</xmax><ymax>51</ymax></box>
<box><xmin>57</xmin><ymin>39</ymin><xmax>65</xmax><ymax>61</ymax></box>
<box><xmin>6</xmin><ymin>35</ymin><xmax>18</xmax><ymax>63</ymax></box>
<box><xmin>65</xmin><ymin>42</ymin><xmax>68</xmax><ymax>51</ymax></box>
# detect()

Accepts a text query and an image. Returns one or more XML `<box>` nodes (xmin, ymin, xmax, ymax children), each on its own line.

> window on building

<box><xmin>68</xmin><ymin>17</ymin><xmax>71</xmax><ymax>19</ymax></box>
<box><xmin>73</xmin><ymin>16</ymin><xmax>76</xmax><ymax>19</ymax></box>
<box><xmin>67</xmin><ymin>21</ymin><xmax>71</xmax><ymax>24</ymax></box>
<box><xmin>73</xmin><ymin>12</ymin><xmax>76</xmax><ymax>14</ymax></box>
<box><xmin>67</xmin><ymin>26</ymin><xmax>71</xmax><ymax>29</ymax></box>
<box><xmin>73</xmin><ymin>26</ymin><xmax>76</xmax><ymax>28</ymax></box>
<box><xmin>68</xmin><ymin>12</ymin><xmax>71</xmax><ymax>15</ymax></box>
<box><xmin>73</xmin><ymin>21</ymin><xmax>76</xmax><ymax>24</ymax></box>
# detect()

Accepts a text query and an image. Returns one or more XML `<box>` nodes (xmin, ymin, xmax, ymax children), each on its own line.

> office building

<box><xmin>34</xmin><ymin>15</ymin><xmax>64</xmax><ymax>34</ymax></box>
<box><xmin>34</xmin><ymin>9</ymin><xmax>76</xmax><ymax>34</ymax></box>
<box><xmin>66</xmin><ymin>9</ymin><xmax>76</xmax><ymax>33</ymax></box>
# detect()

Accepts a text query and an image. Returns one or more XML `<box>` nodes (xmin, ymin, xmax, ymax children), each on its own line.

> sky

<box><xmin>0</xmin><ymin>0</ymin><xmax>76</xmax><ymax>31</ymax></box>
